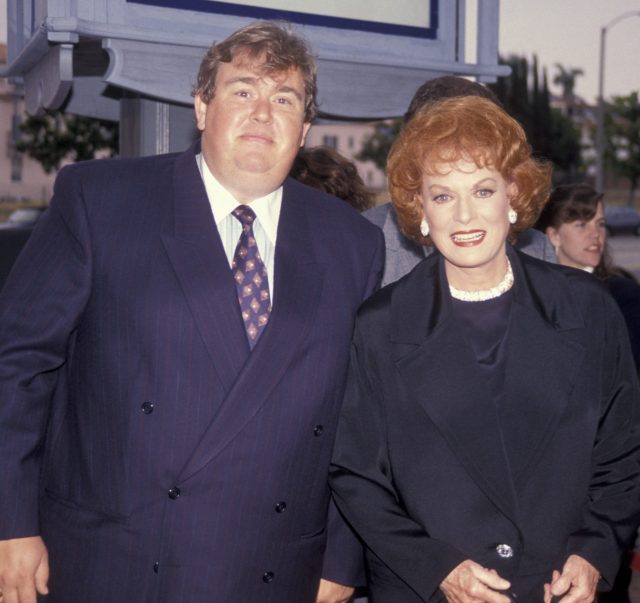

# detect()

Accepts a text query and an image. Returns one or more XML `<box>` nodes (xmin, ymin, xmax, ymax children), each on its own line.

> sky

<box><xmin>499</xmin><ymin>0</ymin><xmax>640</xmax><ymax>103</ymax></box>
<box><xmin>1</xmin><ymin>0</ymin><xmax>639</xmax><ymax>104</ymax></box>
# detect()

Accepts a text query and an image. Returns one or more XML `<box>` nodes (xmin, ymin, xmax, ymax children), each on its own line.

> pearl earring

<box><xmin>420</xmin><ymin>219</ymin><xmax>430</xmax><ymax>237</ymax></box>
<box><xmin>508</xmin><ymin>208</ymin><xmax>518</xmax><ymax>225</ymax></box>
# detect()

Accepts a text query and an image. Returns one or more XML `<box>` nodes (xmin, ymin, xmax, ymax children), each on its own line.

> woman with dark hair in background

<box><xmin>537</xmin><ymin>183</ymin><xmax>640</xmax><ymax>372</ymax></box>
<box><xmin>291</xmin><ymin>146</ymin><xmax>375</xmax><ymax>212</ymax></box>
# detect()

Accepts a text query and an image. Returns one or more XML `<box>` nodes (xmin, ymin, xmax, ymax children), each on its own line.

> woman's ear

<box><xmin>546</xmin><ymin>226</ymin><xmax>561</xmax><ymax>249</ymax></box>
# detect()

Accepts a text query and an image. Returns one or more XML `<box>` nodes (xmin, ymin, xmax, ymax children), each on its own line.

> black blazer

<box><xmin>330</xmin><ymin>247</ymin><xmax>640</xmax><ymax>603</ymax></box>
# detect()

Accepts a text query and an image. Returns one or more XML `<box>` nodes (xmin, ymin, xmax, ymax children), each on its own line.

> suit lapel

<box><xmin>178</xmin><ymin>179</ymin><xmax>325</xmax><ymax>481</ymax></box>
<box><xmin>161</xmin><ymin>145</ymin><xmax>250</xmax><ymax>394</ymax></box>
<box><xmin>392</xmin><ymin>255</ymin><xmax>519</xmax><ymax>523</ymax></box>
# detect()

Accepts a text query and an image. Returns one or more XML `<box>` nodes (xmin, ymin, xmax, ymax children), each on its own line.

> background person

<box><xmin>330</xmin><ymin>96</ymin><xmax>640</xmax><ymax>603</ymax></box>
<box><xmin>0</xmin><ymin>21</ymin><xmax>383</xmax><ymax>603</ymax></box>
<box><xmin>364</xmin><ymin>76</ymin><xmax>556</xmax><ymax>286</ymax></box>
<box><xmin>291</xmin><ymin>146</ymin><xmax>375</xmax><ymax>212</ymax></box>
<box><xmin>537</xmin><ymin>183</ymin><xmax>640</xmax><ymax>372</ymax></box>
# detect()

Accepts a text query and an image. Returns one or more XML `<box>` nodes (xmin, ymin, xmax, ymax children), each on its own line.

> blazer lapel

<box><xmin>392</xmin><ymin>255</ymin><xmax>519</xmax><ymax>523</ymax></box>
<box><xmin>161</xmin><ymin>145</ymin><xmax>250</xmax><ymax>394</ymax></box>
<box><xmin>501</xmin><ymin>250</ymin><xmax>586</xmax><ymax>485</ymax></box>
<box><xmin>177</xmin><ymin>179</ymin><xmax>325</xmax><ymax>482</ymax></box>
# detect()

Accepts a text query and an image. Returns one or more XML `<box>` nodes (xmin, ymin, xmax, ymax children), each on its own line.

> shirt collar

<box><xmin>196</xmin><ymin>153</ymin><xmax>282</xmax><ymax>245</ymax></box>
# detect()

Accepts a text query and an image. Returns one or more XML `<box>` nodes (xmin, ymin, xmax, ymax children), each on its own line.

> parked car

<box><xmin>604</xmin><ymin>206</ymin><xmax>640</xmax><ymax>236</ymax></box>
<box><xmin>0</xmin><ymin>207</ymin><xmax>45</xmax><ymax>230</ymax></box>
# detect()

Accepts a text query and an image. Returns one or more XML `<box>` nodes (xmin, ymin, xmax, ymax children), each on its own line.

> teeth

<box><xmin>452</xmin><ymin>232</ymin><xmax>484</xmax><ymax>242</ymax></box>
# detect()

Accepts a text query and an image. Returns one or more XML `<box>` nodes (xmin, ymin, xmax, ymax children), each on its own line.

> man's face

<box><xmin>194</xmin><ymin>55</ymin><xmax>311</xmax><ymax>202</ymax></box>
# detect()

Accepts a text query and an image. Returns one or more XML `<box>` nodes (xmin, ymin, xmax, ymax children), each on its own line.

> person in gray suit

<box><xmin>365</xmin><ymin>76</ymin><xmax>556</xmax><ymax>286</ymax></box>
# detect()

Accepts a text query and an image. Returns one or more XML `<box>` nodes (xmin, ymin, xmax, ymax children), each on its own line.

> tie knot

<box><xmin>232</xmin><ymin>205</ymin><xmax>256</xmax><ymax>225</ymax></box>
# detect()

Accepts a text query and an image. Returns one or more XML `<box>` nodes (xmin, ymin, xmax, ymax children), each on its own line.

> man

<box><xmin>0</xmin><ymin>22</ymin><xmax>382</xmax><ymax>603</ymax></box>
<box><xmin>365</xmin><ymin>76</ymin><xmax>556</xmax><ymax>286</ymax></box>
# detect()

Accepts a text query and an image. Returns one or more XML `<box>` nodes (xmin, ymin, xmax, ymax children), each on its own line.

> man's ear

<box><xmin>299</xmin><ymin>122</ymin><xmax>311</xmax><ymax>148</ymax></box>
<box><xmin>194</xmin><ymin>94</ymin><xmax>208</xmax><ymax>131</ymax></box>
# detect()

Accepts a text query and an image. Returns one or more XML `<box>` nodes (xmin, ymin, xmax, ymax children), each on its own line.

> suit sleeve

<box><xmin>0</xmin><ymin>165</ymin><xmax>92</xmax><ymax>539</ymax></box>
<box><xmin>329</xmin><ymin>318</ymin><xmax>467</xmax><ymax>599</ymax></box>
<box><xmin>320</xmin><ymin>226</ymin><xmax>384</xmax><ymax>587</ymax></box>
<box><xmin>567</xmin><ymin>293</ymin><xmax>640</xmax><ymax>586</ymax></box>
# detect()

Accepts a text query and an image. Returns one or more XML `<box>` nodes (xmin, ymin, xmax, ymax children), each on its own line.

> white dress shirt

<box><xmin>197</xmin><ymin>153</ymin><xmax>281</xmax><ymax>301</ymax></box>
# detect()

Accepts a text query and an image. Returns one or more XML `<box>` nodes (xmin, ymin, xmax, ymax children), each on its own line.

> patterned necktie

<box><xmin>231</xmin><ymin>205</ymin><xmax>272</xmax><ymax>349</ymax></box>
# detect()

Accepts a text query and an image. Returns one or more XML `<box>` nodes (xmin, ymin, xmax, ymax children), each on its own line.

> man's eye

<box><xmin>275</xmin><ymin>96</ymin><xmax>292</xmax><ymax>105</ymax></box>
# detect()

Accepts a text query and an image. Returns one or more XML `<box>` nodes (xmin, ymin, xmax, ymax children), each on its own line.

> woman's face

<box><xmin>546</xmin><ymin>202</ymin><xmax>606</xmax><ymax>269</ymax></box>
<box><xmin>419</xmin><ymin>160</ymin><xmax>516</xmax><ymax>290</ymax></box>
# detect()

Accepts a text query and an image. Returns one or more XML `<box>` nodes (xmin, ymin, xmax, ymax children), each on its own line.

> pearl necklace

<box><xmin>449</xmin><ymin>259</ymin><xmax>514</xmax><ymax>302</ymax></box>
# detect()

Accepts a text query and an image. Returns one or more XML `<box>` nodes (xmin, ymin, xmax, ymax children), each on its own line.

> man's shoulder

<box><xmin>515</xmin><ymin>228</ymin><xmax>556</xmax><ymax>262</ymax></box>
<box><xmin>59</xmin><ymin>151</ymin><xmax>181</xmax><ymax>182</ymax></box>
<box><xmin>362</xmin><ymin>202</ymin><xmax>392</xmax><ymax>229</ymax></box>
<box><xmin>285</xmin><ymin>178</ymin><xmax>381</xmax><ymax>238</ymax></box>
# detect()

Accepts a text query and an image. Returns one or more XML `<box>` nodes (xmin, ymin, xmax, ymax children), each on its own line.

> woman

<box><xmin>537</xmin><ymin>183</ymin><xmax>640</xmax><ymax>372</ymax></box>
<box><xmin>290</xmin><ymin>145</ymin><xmax>375</xmax><ymax>212</ymax></box>
<box><xmin>329</xmin><ymin>97</ymin><xmax>640</xmax><ymax>603</ymax></box>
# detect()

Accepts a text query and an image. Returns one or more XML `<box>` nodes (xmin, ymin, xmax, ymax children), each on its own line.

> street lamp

<box><xmin>595</xmin><ymin>10</ymin><xmax>640</xmax><ymax>193</ymax></box>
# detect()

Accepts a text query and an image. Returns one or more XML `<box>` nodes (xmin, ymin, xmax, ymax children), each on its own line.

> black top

<box><xmin>606</xmin><ymin>274</ymin><xmax>640</xmax><ymax>372</ymax></box>
<box><xmin>452</xmin><ymin>289</ymin><xmax>514</xmax><ymax>405</ymax></box>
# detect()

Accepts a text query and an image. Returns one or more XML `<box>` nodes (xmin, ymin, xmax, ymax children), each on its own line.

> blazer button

<box><xmin>141</xmin><ymin>401</ymin><xmax>154</xmax><ymax>414</ymax></box>
<box><xmin>153</xmin><ymin>561</ymin><xmax>159</xmax><ymax>574</ymax></box>
<box><xmin>275</xmin><ymin>501</ymin><xmax>287</xmax><ymax>513</ymax></box>
<box><xmin>262</xmin><ymin>571</ymin><xmax>275</xmax><ymax>583</ymax></box>
<box><xmin>168</xmin><ymin>486</ymin><xmax>181</xmax><ymax>500</ymax></box>
<box><xmin>313</xmin><ymin>425</ymin><xmax>324</xmax><ymax>437</ymax></box>
<box><xmin>496</xmin><ymin>544</ymin><xmax>514</xmax><ymax>558</ymax></box>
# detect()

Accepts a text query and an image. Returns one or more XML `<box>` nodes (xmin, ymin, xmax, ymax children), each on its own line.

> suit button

<box><xmin>275</xmin><ymin>501</ymin><xmax>287</xmax><ymax>513</ymax></box>
<box><xmin>141</xmin><ymin>401</ymin><xmax>154</xmax><ymax>414</ymax></box>
<box><xmin>313</xmin><ymin>425</ymin><xmax>324</xmax><ymax>437</ymax></box>
<box><xmin>496</xmin><ymin>544</ymin><xmax>514</xmax><ymax>558</ymax></box>
<box><xmin>263</xmin><ymin>571</ymin><xmax>274</xmax><ymax>583</ymax></box>
<box><xmin>153</xmin><ymin>561</ymin><xmax>159</xmax><ymax>573</ymax></box>
<box><xmin>168</xmin><ymin>486</ymin><xmax>181</xmax><ymax>500</ymax></box>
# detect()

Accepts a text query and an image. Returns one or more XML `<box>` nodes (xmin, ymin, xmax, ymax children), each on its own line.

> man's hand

<box><xmin>0</xmin><ymin>536</ymin><xmax>49</xmax><ymax>603</ymax></box>
<box><xmin>315</xmin><ymin>578</ymin><xmax>355</xmax><ymax>603</ymax></box>
<box><xmin>440</xmin><ymin>559</ymin><xmax>511</xmax><ymax>603</ymax></box>
<box><xmin>544</xmin><ymin>555</ymin><xmax>599</xmax><ymax>603</ymax></box>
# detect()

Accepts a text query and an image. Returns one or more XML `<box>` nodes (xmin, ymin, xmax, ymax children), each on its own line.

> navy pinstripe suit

<box><xmin>0</xmin><ymin>144</ymin><xmax>383</xmax><ymax>602</ymax></box>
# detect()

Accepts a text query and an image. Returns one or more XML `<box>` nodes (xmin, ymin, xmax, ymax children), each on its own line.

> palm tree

<box><xmin>553</xmin><ymin>64</ymin><xmax>584</xmax><ymax>101</ymax></box>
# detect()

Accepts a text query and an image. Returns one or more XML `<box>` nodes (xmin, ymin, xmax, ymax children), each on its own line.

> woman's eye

<box><xmin>476</xmin><ymin>188</ymin><xmax>494</xmax><ymax>198</ymax></box>
<box><xmin>433</xmin><ymin>194</ymin><xmax>451</xmax><ymax>203</ymax></box>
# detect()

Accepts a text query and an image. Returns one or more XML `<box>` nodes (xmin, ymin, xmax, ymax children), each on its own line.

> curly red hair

<box><xmin>387</xmin><ymin>96</ymin><xmax>552</xmax><ymax>246</ymax></box>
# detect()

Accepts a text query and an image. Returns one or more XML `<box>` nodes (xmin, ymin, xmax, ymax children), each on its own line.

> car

<box><xmin>604</xmin><ymin>206</ymin><xmax>640</xmax><ymax>236</ymax></box>
<box><xmin>0</xmin><ymin>207</ymin><xmax>45</xmax><ymax>230</ymax></box>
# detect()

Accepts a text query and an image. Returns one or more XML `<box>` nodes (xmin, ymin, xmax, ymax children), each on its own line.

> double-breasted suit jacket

<box><xmin>330</xmin><ymin>247</ymin><xmax>640</xmax><ymax>603</ymax></box>
<box><xmin>0</xmin><ymin>145</ymin><xmax>383</xmax><ymax>602</ymax></box>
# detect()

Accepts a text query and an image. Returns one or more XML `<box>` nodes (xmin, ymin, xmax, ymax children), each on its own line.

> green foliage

<box><xmin>15</xmin><ymin>110</ymin><xmax>119</xmax><ymax>173</ymax></box>
<box><xmin>356</xmin><ymin>55</ymin><xmax>582</xmax><ymax>178</ymax></box>
<box><xmin>489</xmin><ymin>55</ymin><xmax>582</xmax><ymax>179</ymax></box>
<box><xmin>605</xmin><ymin>91</ymin><xmax>640</xmax><ymax>203</ymax></box>
<box><xmin>356</xmin><ymin>118</ymin><xmax>402</xmax><ymax>172</ymax></box>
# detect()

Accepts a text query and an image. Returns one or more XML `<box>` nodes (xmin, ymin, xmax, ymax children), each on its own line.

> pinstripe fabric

<box><xmin>0</xmin><ymin>145</ymin><xmax>384</xmax><ymax>602</ymax></box>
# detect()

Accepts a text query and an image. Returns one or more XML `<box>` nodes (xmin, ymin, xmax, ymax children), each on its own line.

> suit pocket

<box><xmin>42</xmin><ymin>489</ymin><xmax>130</xmax><ymax>526</ymax></box>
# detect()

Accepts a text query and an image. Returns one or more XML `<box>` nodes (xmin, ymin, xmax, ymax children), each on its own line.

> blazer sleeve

<box><xmin>329</xmin><ymin>318</ymin><xmax>467</xmax><ymax>599</ymax></box>
<box><xmin>567</xmin><ymin>292</ymin><xmax>640</xmax><ymax>586</ymax></box>
<box><xmin>321</xmin><ymin>225</ymin><xmax>384</xmax><ymax>587</ymax></box>
<box><xmin>0</xmin><ymin>165</ymin><xmax>92</xmax><ymax>539</ymax></box>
